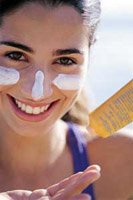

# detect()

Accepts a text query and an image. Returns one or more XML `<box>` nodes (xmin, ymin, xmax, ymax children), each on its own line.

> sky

<box><xmin>84</xmin><ymin>0</ymin><xmax>132</xmax><ymax>130</ymax></box>
<box><xmin>101</xmin><ymin>0</ymin><xmax>133</xmax><ymax>17</ymax></box>
<box><xmin>84</xmin><ymin>0</ymin><xmax>133</xmax><ymax>110</ymax></box>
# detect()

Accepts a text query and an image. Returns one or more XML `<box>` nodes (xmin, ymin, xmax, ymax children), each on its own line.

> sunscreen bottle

<box><xmin>89</xmin><ymin>80</ymin><xmax>133</xmax><ymax>138</ymax></box>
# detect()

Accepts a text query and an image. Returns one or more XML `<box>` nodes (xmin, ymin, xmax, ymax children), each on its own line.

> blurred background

<box><xmin>84</xmin><ymin>0</ymin><xmax>133</xmax><ymax>129</ymax></box>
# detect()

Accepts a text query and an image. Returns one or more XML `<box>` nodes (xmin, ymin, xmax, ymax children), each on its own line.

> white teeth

<box><xmin>13</xmin><ymin>97</ymin><xmax>51</xmax><ymax>114</ymax></box>
<box><xmin>40</xmin><ymin>106</ymin><xmax>46</xmax><ymax>113</ymax></box>
<box><xmin>33</xmin><ymin>107</ymin><xmax>41</xmax><ymax>115</ymax></box>
<box><xmin>26</xmin><ymin>105</ymin><xmax>33</xmax><ymax>114</ymax></box>
<box><xmin>18</xmin><ymin>102</ymin><xmax>22</xmax><ymax>108</ymax></box>
<box><xmin>21</xmin><ymin>104</ymin><xmax>26</xmax><ymax>111</ymax></box>
<box><xmin>41</xmin><ymin>105</ymin><xmax>49</xmax><ymax>112</ymax></box>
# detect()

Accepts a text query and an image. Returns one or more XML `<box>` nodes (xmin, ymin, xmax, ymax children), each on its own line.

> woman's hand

<box><xmin>0</xmin><ymin>165</ymin><xmax>101</xmax><ymax>200</ymax></box>
<box><xmin>86</xmin><ymin>126</ymin><xmax>98</xmax><ymax>137</ymax></box>
<box><xmin>0</xmin><ymin>190</ymin><xmax>32</xmax><ymax>200</ymax></box>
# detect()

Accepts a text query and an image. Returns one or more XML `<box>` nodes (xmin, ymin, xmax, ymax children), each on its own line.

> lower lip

<box><xmin>7</xmin><ymin>95</ymin><xmax>60</xmax><ymax>122</ymax></box>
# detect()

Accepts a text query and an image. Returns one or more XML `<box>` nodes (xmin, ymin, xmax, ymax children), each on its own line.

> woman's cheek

<box><xmin>53</xmin><ymin>74</ymin><xmax>85</xmax><ymax>91</ymax></box>
<box><xmin>0</xmin><ymin>65</ymin><xmax>20</xmax><ymax>91</ymax></box>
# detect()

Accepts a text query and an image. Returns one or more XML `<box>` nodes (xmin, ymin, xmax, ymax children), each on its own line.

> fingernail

<box><xmin>86</xmin><ymin>165</ymin><xmax>101</xmax><ymax>173</ymax></box>
<box><xmin>93</xmin><ymin>165</ymin><xmax>101</xmax><ymax>172</ymax></box>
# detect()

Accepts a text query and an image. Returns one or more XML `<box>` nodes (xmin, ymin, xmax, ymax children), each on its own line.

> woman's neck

<box><xmin>0</xmin><ymin>120</ymin><xmax>68</xmax><ymax>178</ymax></box>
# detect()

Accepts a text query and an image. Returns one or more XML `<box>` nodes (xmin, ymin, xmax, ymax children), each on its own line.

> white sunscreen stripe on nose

<box><xmin>32</xmin><ymin>71</ymin><xmax>44</xmax><ymax>100</ymax></box>
<box><xmin>53</xmin><ymin>74</ymin><xmax>83</xmax><ymax>90</ymax></box>
<box><xmin>0</xmin><ymin>66</ymin><xmax>20</xmax><ymax>85</ymax></box>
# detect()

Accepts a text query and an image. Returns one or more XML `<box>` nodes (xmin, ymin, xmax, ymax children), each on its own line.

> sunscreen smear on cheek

<box><xmin>32</xmin><ymin>71</ymin><xmax>44</xmax><ymax>100</ymax></box>
<box><xmin>89</xmin><ymin>80</ymin><xmax>133</xmax><ymax>138</ymax></box>
<box><xmin>53</xmin><ymin>74</ymin><xmax>84</xmax><ymax>90</ymax></box>
<box><xmin>0</xmin><ymin>66</ymin><xmax>20</xmax><ymax>85</ymax></box>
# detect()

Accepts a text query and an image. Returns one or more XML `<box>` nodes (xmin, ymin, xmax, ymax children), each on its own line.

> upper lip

<box><xmin>8</xmin><ymin>95</ymin><xmax>59</xmax><ymax>108</ymax></box>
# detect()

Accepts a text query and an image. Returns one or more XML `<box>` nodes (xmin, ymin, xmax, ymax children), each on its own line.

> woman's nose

<box><xmin>20</xmin><ymin>70</ymin><xmax>53</xmax><ymax>101</ymax></box>
<box><xmin>32</xmin><ymin>71</ymin><xmax>44</xmax><ymax>100</ymax></box>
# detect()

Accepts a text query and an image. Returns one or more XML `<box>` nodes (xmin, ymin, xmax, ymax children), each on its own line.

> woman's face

<box><xmin>0</xmin><ymin>3</ymin><xmax>89</xmax><ymax>137</ymax></box>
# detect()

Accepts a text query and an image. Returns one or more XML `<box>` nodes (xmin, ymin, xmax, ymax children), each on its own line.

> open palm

<box><xmin>0</xmin><ymin>165</ymin><xmax>100</xmax><ymax>200</ymax></box>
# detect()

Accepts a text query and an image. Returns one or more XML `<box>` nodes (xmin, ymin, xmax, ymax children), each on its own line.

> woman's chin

<box><xmin>13</xmin><ymin>129</ymin><xmax>45</xmax><ymax>138</ymax></box>
<box><xmin>5</xmin><ymin>121</ymin><xmax>47</xmax><ymax>138</ymax></box>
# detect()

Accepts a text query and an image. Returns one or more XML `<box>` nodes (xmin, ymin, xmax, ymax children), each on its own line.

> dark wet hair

<box><xmin>0</xmin><ymin>0</ymin><xmax>101</xmax><ymax>126</ymax></box>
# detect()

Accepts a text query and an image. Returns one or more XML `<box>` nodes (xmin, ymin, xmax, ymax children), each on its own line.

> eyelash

<box><xmin>55</xmin><ymin>57</ymin><xmax>76</xmax><ymax>66</ymax></box>
<box><xmin>5</xmin><ymin>51</ymin><xmax>26</xmax><ymax>62</ymax></box>
<box><xmin>4</xmin><ymin>51</ymin><xmax>76</xmax><ymax>66</ymax></box>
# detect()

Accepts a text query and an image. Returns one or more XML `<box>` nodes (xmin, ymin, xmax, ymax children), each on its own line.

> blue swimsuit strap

<box><xmin>66</xmin><ymin>122</ymin><xmax>95</xmax><ymax>200</ymax></box>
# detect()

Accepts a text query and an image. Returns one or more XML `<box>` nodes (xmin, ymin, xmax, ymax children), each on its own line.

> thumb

<box><xmin>86</xmin><ymin>119</ymin><xmax>97</xmax><ymax>137</ymax></box>
<box><xmin>86</xmin><ymin>116</ymin><xmax>97</xmax><ymax>137</ymax></box>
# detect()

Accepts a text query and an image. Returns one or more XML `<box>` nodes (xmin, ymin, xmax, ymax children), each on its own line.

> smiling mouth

<box><xmin>7</xmin><ymin>94</ymin><xmax>60</xmax><ymax>122</ymax></box>
<box><xmin>11</xmin><ymin>96</ymin><xmax>53</xmax><ymax>114</ymax></box>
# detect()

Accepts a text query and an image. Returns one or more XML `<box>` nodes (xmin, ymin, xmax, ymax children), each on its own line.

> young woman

<box><xmin>0</xmin><ymin>0</ymin><xmax>132</xmax><ymax>199</ymax></box>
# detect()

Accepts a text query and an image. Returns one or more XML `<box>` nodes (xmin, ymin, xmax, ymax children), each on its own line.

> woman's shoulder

<box><xmin>67</xmin><ymin>122</ymin><xmax>133</xmax><ymax>162</ymax></box>
<box><xmin>90</xmin><ymin>128</ymin><xmax>133</xmax><ymax>158</ymax></box>
<box><xmin>78</xmin><ymin>125</ymin><xmax>133</xmax><ymax>150</ymax></box>
<box><xmin>79</xmin><ymin>125</ymin><xmax>133</xmax><ymax>198</ymax></box>
<box><xmin>80</xmin><ymin>125</ymin><xmax>133</xmax><ymax>165</ymax></box>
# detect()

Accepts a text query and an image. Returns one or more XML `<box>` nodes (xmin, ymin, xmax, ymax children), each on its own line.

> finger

<box><xmin>29</xmin><ymin>189</ymin><xmax>47</xmax><ymax>200</ymax></box>
<box><xmin>47</xmin><ymin>172</ymin><xmax>83</xmax><ymax>196</ymax></box>
<box><xmin>33</xmin><ymin>197</ymin><xmax>50</xmax><ymax>200</ymax></box>
<box><xmin>0</xmin><ymin>190</ymin><xmax>32</xmax><ymax>200</ymax></box>
<box><xmin>84</xmin><ymin>165</ymin><xmax>101</xmax><ymax>173</ymax></box>
<box><xmin>68</xmin><ymin>194</ymin><xmax>91</xmax><ymax>200</ymax></box>
<box><xmin>47</xmin><ymin>165</ymin><xmax>100</xmax><ymax>197</ymax></box>
<box><xmin>86</xmin><ymin>126</ymin><xmax>97</xmax><ymax>137</ymax></box>
<box><xmin>54</xmin><ymin>169</ymin><xmax>100</xmax><ymax>200</ymax></box>
<box><xmin>0</xmin><ymin>194</ymin><xmax>10</xmax><ymax>200</ymax></box>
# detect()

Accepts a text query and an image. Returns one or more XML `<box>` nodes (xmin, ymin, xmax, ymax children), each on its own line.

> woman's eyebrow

<box><xmin>0</xmin><ymin>41</ymin><xmax>34</xmax><ymax>53</ymax></box>
<box><xmin>52</xmin><ymin>48</ymin><xmax>84</xmax><ymax>56</ymax></box>
<box><xmin>0</xmin><ymin>41</ymin><xmax>84</xmax><ymax>56</ymax></box>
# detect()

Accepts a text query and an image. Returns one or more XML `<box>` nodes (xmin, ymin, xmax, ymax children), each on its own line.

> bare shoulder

<box><xmin>95</xmin><ymin>128</ymin><xmax>133</xmax><ymax>163</ymax></box>
<box><xmin>79</xmin><ymin>126</ymin><xmax>133</xmax><ymax>168</ymax></box>
<box><xmin>79</xmin><ymin>125</ymin><xmax>133</xmax><ymax>151</ymax></box>
<box><xmin>77</xmin><ymin>124</ymin><xmax>133</xmax><ymax>163</ymax></box>
<box><xmin>79</xmin><ymin>125</ymin><xmax>133</xmax><ymax>199</ymax></box>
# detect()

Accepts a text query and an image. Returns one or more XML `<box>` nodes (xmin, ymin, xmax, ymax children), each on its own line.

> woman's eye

<box><xmin>56</xmin><ymin>57</ymin><xmax>76</xmax><ymax>66</ymax></box>
<box><xmin>5</xmin><ymin>51</ymin><xmax>26</xmax><ymax>61</ymax></box>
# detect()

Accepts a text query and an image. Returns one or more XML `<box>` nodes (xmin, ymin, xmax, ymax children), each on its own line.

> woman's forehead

<box><xmin>1</xmin><ymin>3</ymin><xmax>85</xmax><ymax>34</ymax></box>
<box><xmin>0</xmin><ymin>3</ymin><xmax>89</xmax><ymax>54</ymax></box>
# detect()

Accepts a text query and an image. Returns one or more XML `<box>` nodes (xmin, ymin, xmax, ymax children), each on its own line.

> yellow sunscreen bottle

<box><xmin>89</xmin><ymin>80</ymin><xmax>133</xmax><ymax>138</ymax></box>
